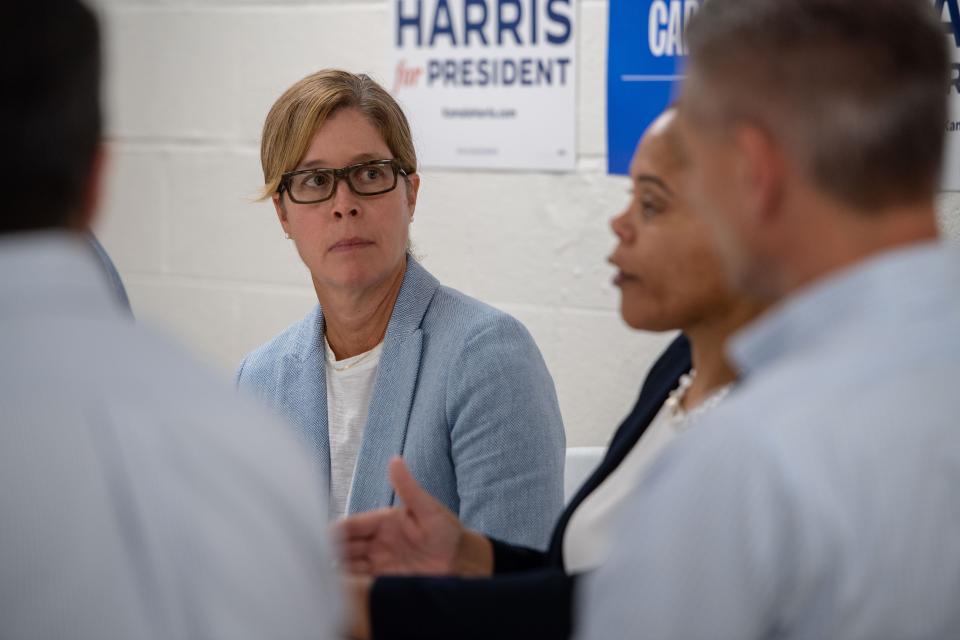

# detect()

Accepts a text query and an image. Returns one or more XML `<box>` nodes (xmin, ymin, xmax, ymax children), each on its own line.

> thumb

<box><xmin>389</xmin><ymin>457</ymin><xmax>436</xmax><ymax>517</ymax></box>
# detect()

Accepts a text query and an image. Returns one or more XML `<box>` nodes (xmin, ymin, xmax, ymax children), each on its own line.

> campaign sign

<box><xmin>390</xmin><ymin>0</ymin><xmax>577</xmax><ymax>171</ymax></box>
<box><xmin>941</xmin><ymin>0</ymin><xmax>960</xmax><ymax>189</ymax></box>
<box><xmin>608</xmin><ymin>1</ymin><xmax>960</xmax><ymax>185</ymax></box>
<box><xmin>607</xmin><ymin>0</ymin><xmax>698</xmax><ymax>175</ymax></box>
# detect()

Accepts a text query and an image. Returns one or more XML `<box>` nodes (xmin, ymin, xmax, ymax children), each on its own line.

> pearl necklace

<box><xmin>663</xmin><ymin>369</ymin><xmax>733</xmax><ymax>431</ymax></box>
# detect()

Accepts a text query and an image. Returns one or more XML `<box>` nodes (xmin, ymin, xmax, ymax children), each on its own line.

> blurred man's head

<box><xmin>677</xmin><ymin>0</ymin><xmax>949</xmax><ymax>296</ymax></box>
<box><xmin>0</xmin><ymin>0</ymin><xmax>103</xmax><ymax>234</ymax></box>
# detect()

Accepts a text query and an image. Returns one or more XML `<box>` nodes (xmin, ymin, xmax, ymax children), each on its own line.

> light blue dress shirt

<box><xmin>578</xmin><ymin>241</ymin><xmax>960</xmax><ymax>639</ymax></box>
<box><xmin>0</xmin><ymin>232</ymin><xmax>338</xmax><ymax>639</ymax></box>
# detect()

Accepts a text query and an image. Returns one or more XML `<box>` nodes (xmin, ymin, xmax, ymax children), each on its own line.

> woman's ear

<box><xmin>405</xmin><ymin>173</ymin><xmax>421</xmax><ymax>219</ymax></box>
<box><xmin>273</xmin><ymin>194</ymin><xmax>292</xmax><ymax>238</ymax></box>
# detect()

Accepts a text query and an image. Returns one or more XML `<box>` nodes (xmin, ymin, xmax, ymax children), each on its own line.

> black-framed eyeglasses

<box><xmin>279</xmin><ymin>159</ymin><xmax>408</xmax><ymax>204</ymax></box>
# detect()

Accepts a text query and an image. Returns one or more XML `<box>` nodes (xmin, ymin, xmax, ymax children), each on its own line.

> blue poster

<box><xmin>607</xmin><ymin>0</ymin><xmax>699</xmax><ymax>175</ymax></box>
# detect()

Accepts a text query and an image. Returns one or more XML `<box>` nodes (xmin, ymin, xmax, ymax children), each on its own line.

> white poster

<box><xmin>390</xmin><ymin>0</ymin><xmax>577</xmax><ymax>171</ymax></box>
<box><xmin>944</xmin><ymin>1</ymin><xmax>960</xmax><ymax>189</ymax></box>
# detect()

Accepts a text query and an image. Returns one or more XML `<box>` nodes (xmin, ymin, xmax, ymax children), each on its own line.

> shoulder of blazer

<box><xmin>236</xmin><ymin>305</ymin><xmax>322</xmax><ymax>392</ymax></box>
<box><xmin>404</xmin><ymin>267</ymin><xmax>543</xmax><ymax>378</ymax></box>
<box><xmin>426</xmin><ymin>284</ymin><xmax>534</xmax><ymax>346</ymax></box>
<box><xmin>423</xmin><ymin>282</ymin><xmax>549</xmax><ymax>402</ymax></box>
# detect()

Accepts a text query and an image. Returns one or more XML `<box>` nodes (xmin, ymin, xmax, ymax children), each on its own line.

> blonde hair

<box><xmin>259</xmin><ymin>69</ymin><xmax>417</xmax><ymax>200</ymax></box>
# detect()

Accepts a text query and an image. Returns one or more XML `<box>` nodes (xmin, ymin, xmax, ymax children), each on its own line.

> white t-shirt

<box><xmin>324</xmin><ymin>338</ymin><xmax>384</xmax><ymax>520</ymax></box>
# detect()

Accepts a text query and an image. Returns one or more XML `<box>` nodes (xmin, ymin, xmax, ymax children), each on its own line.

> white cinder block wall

<box><xmin>90</xmin><ymin>0</ymin><xmax>960</xmax><ymax>447</ymax></box>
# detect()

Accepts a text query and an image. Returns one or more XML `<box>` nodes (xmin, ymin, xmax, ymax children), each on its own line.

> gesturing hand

<box><xmin>335</xmin><ymin>457</ymin><xmax>493</xmax><ymax>577</ymax></box>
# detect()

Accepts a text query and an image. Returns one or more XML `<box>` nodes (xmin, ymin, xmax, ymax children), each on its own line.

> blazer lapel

<box><xmin>347</xmin><ymin>330</ymin><xmax>423</xmax><ymax>513</ymax></box>
<box><xmin>286</xmin><ymin>305</ymin><xmax>332</xmax><ymax>494</ymax></box>
<box><xmin>346</xmin><ymin>257</ymin><xmax>439</xmax><ymax>514</ymax></box>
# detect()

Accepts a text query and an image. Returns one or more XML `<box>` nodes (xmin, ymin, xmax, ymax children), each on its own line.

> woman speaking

<box><xmin>338</xmin><ymin>108</ymin><xmax>766</xmax><ymax>639</ymax></box>
<box><xmin>236</xmin><ymin>70</ymin><xmax>565</xmax><ymax>550</ymax></box>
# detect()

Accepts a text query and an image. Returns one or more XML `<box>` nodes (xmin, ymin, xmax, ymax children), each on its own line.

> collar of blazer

<box><xmin>285</xmin><ymin>254</ymin><xmax>441</xmax><ymax>364</ymax></box>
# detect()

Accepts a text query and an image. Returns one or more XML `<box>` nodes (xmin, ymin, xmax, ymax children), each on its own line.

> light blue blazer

<box><xmin>236</xmin><ymin>257</ymin><xmax>565</xmax><ymax>549</ymax></box>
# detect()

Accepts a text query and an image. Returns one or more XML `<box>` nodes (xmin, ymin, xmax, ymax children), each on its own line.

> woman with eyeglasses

<box><xmin>236</xmin><ymin>70</ymin><xmax>565</xmax><ymax>551</ymax></box>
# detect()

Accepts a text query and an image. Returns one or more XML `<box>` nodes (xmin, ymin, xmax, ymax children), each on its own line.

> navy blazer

<box><xmin>236</xmin><ymin>257</ymin><xmax>566</xmax><ymax>549</ymax></box>
<box><xmin>371</xmin><ymin>334</ymin><xmax>692</xmax><ymax>640</ymax></box>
